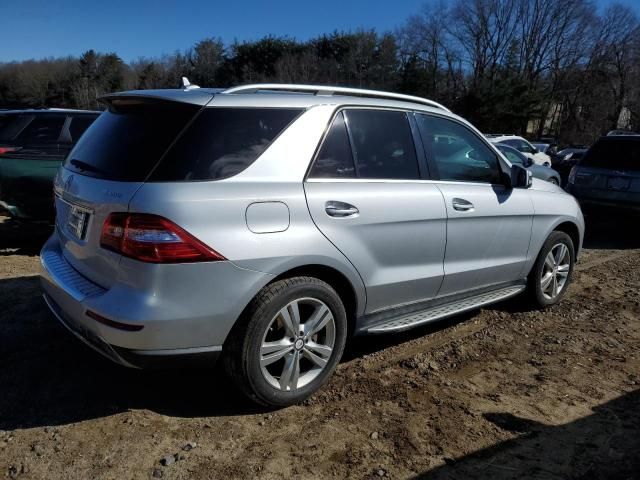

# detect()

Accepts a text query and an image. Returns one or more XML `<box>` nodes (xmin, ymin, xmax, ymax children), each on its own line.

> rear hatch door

<box><xmin>54</xmin><ymin>94</ymin><xmax>209</xmax><ymax>288</ymax></box>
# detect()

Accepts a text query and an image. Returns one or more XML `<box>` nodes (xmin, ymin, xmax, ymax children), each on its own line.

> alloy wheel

<box><xmin>260</xmin><ymin>298</ymin><xmax>336</xmax><ymax>391</ymax></box>
<box><xmin>541</xmin><ymin>243</ymin><xmax>571</xmax><ymax>300</ymax></box>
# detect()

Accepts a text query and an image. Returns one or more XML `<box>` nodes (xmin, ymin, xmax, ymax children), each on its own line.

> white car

<box><xmin>488</xmin><ymin>135</ymin><xmax>552</xmax><ymax>166</ymax></box>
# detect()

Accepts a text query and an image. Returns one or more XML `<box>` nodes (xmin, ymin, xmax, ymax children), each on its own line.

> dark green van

<box><xmin>0</xmin><ymin>109</ymin><xmax>99</xmax><ymax>220</ymax></box>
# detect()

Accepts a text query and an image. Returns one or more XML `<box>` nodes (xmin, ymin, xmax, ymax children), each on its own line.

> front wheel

<box><xmin>224</xmin><ymin>277</ymin><xmax>347</xmax><ymax>407</ymax></box>
<box><xmin>527</xmin><ymin>231</ymin><xmax>575</xmax><ymax>307</ymax></box>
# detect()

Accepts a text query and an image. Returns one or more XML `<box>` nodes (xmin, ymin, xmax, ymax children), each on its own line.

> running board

<box><xmin>366</xmin><ymin>285</ymin><xmax>525</xmax><ymax>334</ymax></box>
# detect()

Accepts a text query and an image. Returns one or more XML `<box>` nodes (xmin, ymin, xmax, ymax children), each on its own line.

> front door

<box><xmin>415</xmin><ymin>113</ymin><xmax>534</xmax><ymax>297</ymax></box>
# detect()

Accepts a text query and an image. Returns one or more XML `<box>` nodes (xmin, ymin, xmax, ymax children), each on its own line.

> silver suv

<box><xmin>41</xmin><ymin>83</ymin><xmax>584</xmax><ymax>406</ymax></box>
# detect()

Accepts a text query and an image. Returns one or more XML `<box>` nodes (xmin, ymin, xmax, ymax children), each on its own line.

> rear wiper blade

<box><xmin>70</xmin><ymin>159</ymin><xmax>103</xmax><ymax>174</ymax></box>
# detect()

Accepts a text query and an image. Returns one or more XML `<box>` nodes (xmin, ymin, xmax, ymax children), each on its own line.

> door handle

<box><xmin>325</xmin><ymin>201</ymin><xmax>359</xmax><ymax>218</ymax></box>
<box><xmin>452</xmin><ymin>198</ymin><xmax>474</xmax><ymax>212</ymax></box>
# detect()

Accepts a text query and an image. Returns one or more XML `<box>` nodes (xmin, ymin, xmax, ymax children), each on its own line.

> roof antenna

<box><xmin>181</xmin><ymin>77</ymin><xmax>200</xmax><ymax>90</ymax></box>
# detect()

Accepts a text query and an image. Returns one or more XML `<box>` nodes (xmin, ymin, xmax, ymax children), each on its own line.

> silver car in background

<box><xmin>41</xmin><ymin>83</ymin><xmax>584</xmax><ymax>406</ymax></box>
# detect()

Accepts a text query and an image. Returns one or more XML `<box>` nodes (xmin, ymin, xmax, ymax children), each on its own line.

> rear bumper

<box><xmin>567</xmin><ymin>185</ymin><xmax>640</xmax><ymax>211</ymax></box>
<box><xmin>40</xmin><ymin>233</ymin><xmax>272</xmax><ymax>367</ymax></box>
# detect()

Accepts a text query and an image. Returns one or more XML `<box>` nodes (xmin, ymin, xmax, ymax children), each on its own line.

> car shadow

<box><xmin>412</xmin><ymin>388</ymin><xmax>640</xmax><ymax>479</ymax></box>
<box><xmin>0</xmin><ymin>273</ymin><xmax>477</xmax><ymax>429</ymax></box>
<box><xmin>0</xmin><ymin>215</ymin><xmax>52</xmax><ymax>256</ymax></box>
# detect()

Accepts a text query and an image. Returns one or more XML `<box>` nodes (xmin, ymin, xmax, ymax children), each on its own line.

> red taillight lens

<box><xmin>100</xmin><ymin>213</ymin><xmax>225</xmax><ymax>263</ymax></box>
<box><xmin>0</xmin><ymin>146</ymin><xmax>20</xmax><ymax>156</ymax></box>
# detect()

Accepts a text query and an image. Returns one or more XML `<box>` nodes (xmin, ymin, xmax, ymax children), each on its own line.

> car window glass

<box><xmin>581</xmin><ymin>138</ymin><xmax>640</xmax><ymax>171</ymax></box>
<box><xmin>15</xmin><ymin>115</ymin><xmax>65</xmax><ymax>144</ymax></box>
<box><xmin>69</xmin><ymin>116</ymin><xmax>97</xmax><ymax>142</ymax></box>
<box><xmin>501</xmin><ymin>148</ymin><xmax>524</xmax><ymax>165</ymax></box>
<box><xmin>344</xmin><ymin>109</ymin><xmax>419</xmax><ymax>180</ymax></box>
<box><xmin>152</xmin><ymin>107</ymin><xmax>302</xmax><ymax>181</ymax></box>
<box><xmin>309</xmin><ymin>112</ymin><xmax>356</xmax><ymax>178</ymax></box>
<box><xmin>416</xmin><ymin>114</ymin><xmax>502</xmax><ymax>184</ymax></box>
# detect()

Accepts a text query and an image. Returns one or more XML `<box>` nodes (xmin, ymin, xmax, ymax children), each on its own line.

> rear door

<box><xmin>55</xmin><ymin>97</ymin><xmax>205</xmax><ymax>287</ymax></box>
<box><xmin>415</xmin><ymin>113</ymin><xmax>534</xmax><ymax>296</ymax></box>
<box><xmin>304</xmin><ymin>108</ymin><xmax>447</xmax><ymax>313</ymax></box>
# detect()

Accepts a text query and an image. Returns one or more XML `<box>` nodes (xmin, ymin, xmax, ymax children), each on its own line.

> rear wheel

<box><xmin>527</xmin><ymin>231</ymin><xmax>575</xmax><ymax>307</ymax></box>
<box><xmin>224</xmin><ymin>277</ymin><xmax>347</xmax><ymax>407</ymax></box>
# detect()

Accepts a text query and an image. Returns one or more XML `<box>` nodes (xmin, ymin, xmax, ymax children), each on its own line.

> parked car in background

<box><xmin>553</xmin><ymin>146</ymin><xmax>588</xmax><ymax>186</ymax></box>
<box><xmin>531</xmin><ymin>142</ymin><xmax>557</xmax><ymax>157</ymax></box>
<box><xmin>494</xmin><ymin>143</ymin><xmax>561</xmax><ymax>185</ymax></box>
<box><xmin>487</xmin><ymin>134</ymin><xmax>552</xmax><ymax>166</ymax></box>
<box><xmin>607</xmin><ymin>129</ymin><xmax>639</xmax><ymax>136</ymax></box>
<box><xmin>567</xmin><ymin>135</ymin><xmax>640</xmax><ymax>212</ymax></box>
<box><xmin>0</xmin><ymin>109</ymin><xmax>99</xmax><ymax>220</ymax></box>
<box><xmin>41</xmin><ymin>83</ymin><xmax>584</xmax><ymax>407</ymax></box>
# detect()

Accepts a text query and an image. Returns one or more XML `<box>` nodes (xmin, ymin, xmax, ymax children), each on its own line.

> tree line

<box><xmin>1</xmin><ymin>0</ymin><xmax>638</xmax><ymax>144</ymax></box>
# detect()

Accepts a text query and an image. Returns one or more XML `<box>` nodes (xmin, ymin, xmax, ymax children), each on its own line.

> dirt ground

<box><xmin>0</xmin><ymin>213</ymin><xmax>639</xmax><ymax>480</ymax></box>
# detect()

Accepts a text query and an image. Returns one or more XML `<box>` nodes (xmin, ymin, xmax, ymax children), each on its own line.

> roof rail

<box><xmin>223</xmin><ymin>84</ymin><xmax>450</xmax><ymax>112</ymax></box>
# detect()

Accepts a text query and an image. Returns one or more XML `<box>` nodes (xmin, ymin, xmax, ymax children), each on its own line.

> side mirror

<box><xmin>511</xmin><ymin>164</ymin><xmax>533</xmax><ymax>188</ymax></box>
<box><xmin>526</xmin><ymin>157</ymin><xmax>534</xmax><ymax>167</ymax></box>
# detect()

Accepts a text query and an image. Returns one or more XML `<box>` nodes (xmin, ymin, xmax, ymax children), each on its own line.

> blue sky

<box><xmin>1</xmin><ymin>0</ymin><xmax>638</xmax><ymax>63</ymax></box>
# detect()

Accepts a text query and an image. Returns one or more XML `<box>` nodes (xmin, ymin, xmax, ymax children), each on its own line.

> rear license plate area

<box><xmin>607</xmin><ymin>176</ymin><xmax>630</xmax><ymax>191</ymax></box>
<box><xmin>66</xmin><ymin>204</ymin><xmax>91</xmax><ymax>240</ymax></box>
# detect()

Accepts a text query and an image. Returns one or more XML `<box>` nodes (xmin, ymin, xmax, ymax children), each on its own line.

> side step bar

<box><xmin>366</xmin><ymin>285</ymin><xmax>525</xmax><ymax>334</ymax></box>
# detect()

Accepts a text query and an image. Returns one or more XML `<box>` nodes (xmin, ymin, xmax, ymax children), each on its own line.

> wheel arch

<box><xmin>553</xmin><ymin>221</ymin><xmax>581</xmax><ymax>260</ymax></box>
<box><xmin>268</xmin><ymin>264</ymin><xmax>361</xmax><ymax>336</ymax></box>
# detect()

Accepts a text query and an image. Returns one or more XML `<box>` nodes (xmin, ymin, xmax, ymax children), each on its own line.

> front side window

<box><xmin>345</xmin><ymin>109</ymin><xmax>420</xmax><ymax>180</ymax></box>
<box><xmin>503</xmin><ymin>138</ymin><xmax>535</xmax><ymax>154</ymax></box>
<box><xmin>416</xmin><ymin>114</ymin><xmax>502</xmax><ymax>184</ymax></box>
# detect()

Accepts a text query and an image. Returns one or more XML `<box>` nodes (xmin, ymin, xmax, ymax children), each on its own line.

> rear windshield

<box><xmin>581</xmin><ymin>138</ymin><xmax>640</xmax><ymax>171</ymax></box>
<box><xmin>64</xmin><ymin>99</ymin><xmax>200</xmax><ymax>181</ymax></box>
<box><xmin>0</xmin><ymin>114</ymin><xmax>32</xmax><ymax>143</ymax></box>
<box><xmin>149</xmin><ymin>107</ymin><xmax>303</xmax><ymax>181</ymax></box>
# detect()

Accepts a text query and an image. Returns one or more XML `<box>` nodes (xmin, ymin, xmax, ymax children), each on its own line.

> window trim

<box><xmin>414</xmin><ymin>111</ymin><xmax>510</xmax><ymax>187</ymax></box>
<box><xmin>305</xmin><ymin>106</ymin><xmax>429</xmax><ymax>182</ymax></box>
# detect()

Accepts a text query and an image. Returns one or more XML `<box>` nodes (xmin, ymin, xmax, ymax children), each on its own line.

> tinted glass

<box><xmin>65</xmin><ymin>100</ymin><xmax>199</xmax><ymax>181</ymax></box>
<box><xmin>345</xmin><ymin>109</ymin><xmax>419</xmax><ymax>180</ymax></box>
<box><xmin>417</xmin><ymin>114</ymin><xmax>502</xmax><ymax>184</ymax></box>
<box><xmin>68</xmin><ymin>116</ymin><xmax>97</xmax><ymax>142</ymax></box>
<box><xmin>0</xmin><ymin>114</ymin><xmax>31</xmax><ymax>142</ymax></box>
<box><xmin>503</xmin><ymin>138</ymin><xmax>535</xmax><ymax>153</ymax></box>
<box><xmin>15</xmin><ymin>115</ymin><xmax>65</xmax><ymax>144</ymax></box>
<box><xmin>581</xmin><ymin>138</ymin><xmax>640</xmax><ymax>171</ymax></box>
<box><xmin>151</xmin><ymin>108</ymin><xmax>302</xmax><ymax>181</ymax></box>
<box><xmin>497</xmin><ymin>145</ymin><xmax>525</xmax><ymax>165</ymax></box>
<box><xmin>309</xmin><ymin>112</ymin><xmax>356</xmax><ymax>178</ymax></box>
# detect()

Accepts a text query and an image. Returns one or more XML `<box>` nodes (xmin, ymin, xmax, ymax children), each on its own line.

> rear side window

<box><xmin>151</xmin><ymin>108</ymin><xmax>302</xmax><ymax>181</ymax></box>
<box><xmin>309</xmin><ymin>112</ymin><xmax>356</xmax><ymax>178</ymax></box>
<box><xmin>68</xmin><ymin>116</ymin><xmax>97</xmax><ymax>142</ymax></box>
<box><xmin>416</xmin><ymin>114</ymin><xmax>502</xmax><ymax>184</ymax></box>
<box><xmin>581</xmin><ymin>138</ymin><xmax>640</xmax><ymax>171</ymax></box>
<box><xmin>65</xmin><ymin>100</ymin><xmax>200</xmax><ymax>181</ymax></box>
<box><xmin>15</xmin><ymin>115</ymin><xmax>66</xmax><ymax>144</ymax></box>
<box><xmin>345</xmin><ymin>110</ymin><xmax>419</xmax><ymax>180</ymax></box>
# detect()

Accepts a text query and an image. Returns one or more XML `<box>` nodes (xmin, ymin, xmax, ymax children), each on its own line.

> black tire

<box><xmin>224</xmin><ymin>276</ymin><xmax>347</xmax><ymax>407</ymax></box>
<box><xmin>527</xmin><ymin>231</ymin><xmax>575</xmax><ymax>308</ymax></box>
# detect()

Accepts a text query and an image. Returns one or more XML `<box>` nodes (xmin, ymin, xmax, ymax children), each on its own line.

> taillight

<box><xmin>100</xmin><ymin>213</ymin><xmax>225</xmax><ymax>263</ymax></box>
<box><xmin>0</xmin><ymin>146</ymin><xmax>20</xmax><ymax>156</ymax></box>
